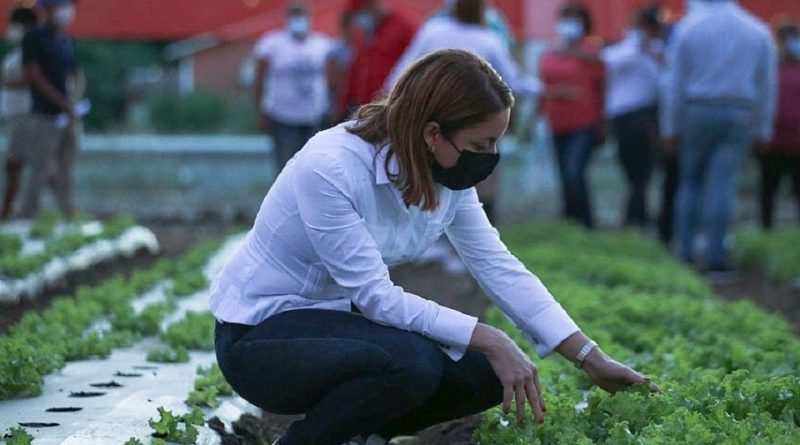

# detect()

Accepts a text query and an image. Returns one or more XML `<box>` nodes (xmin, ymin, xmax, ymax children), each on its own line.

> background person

<box><xmin>757</xmin><ymin>20</ymin><xmax>800</xmax><ymax>229</ymax></box>
<box><xmin>211</xmin><ymin>50</ymin><xmax>654</xmax><ymax>445</ymax></box>
<box><xmin>602</xmin><ymin>6</ymin><xmax>664</xmax><ymax>228</ymax></box>
<box><xmin>253</xmin><ymin>2</ymin><xmax>332</xmax><ymax>174</ymax></box>
<box><xmin>333</xmin><ymin>0</ymin><xmax>414</xmax><ymax>121</ymax></box>
<box><xmin>325</xmin><ymin>12</ymin><xmax>356</xmax><ymax>127</ymax></box>
<box><xmin>539</xmin><ymin>2</ymin><xmax>605</xmax><ymax>229</ymax></box>
<box><xmin>19</xmin><ymin>0</ymin><xmax>83</xmax><ymax>219</ymax></box>
<box><xmin>660</xmin><ymin>0</ymin><xmax>777</xmax><ymax>274</ymax></box>
<box><xmin>385</xmin><ymin>0</ymin><xmax>541</xmax><ymax>225</ymax></box>
<box><xmin>1</xmin><ymin>6</ymin><xmax>38</xmax><ymax>219</ymax></box>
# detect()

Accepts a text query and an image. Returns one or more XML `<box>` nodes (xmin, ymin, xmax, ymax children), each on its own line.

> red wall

<box><xmin>0</xmin><ymin>0</ymin><xmax>797</xmax><ymax>42</ymax></box>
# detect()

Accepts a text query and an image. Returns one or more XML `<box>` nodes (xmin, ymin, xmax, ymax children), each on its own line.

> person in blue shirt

<box><xmin>19</xmin><ymin>0</ymin><xmax>83</xmax><ymax>218</ymax></box>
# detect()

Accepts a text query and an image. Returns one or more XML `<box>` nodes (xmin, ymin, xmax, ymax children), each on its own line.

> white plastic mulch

<box><xmin>0</xmin><ymin>234</ymin><xmax>260</xmax><ymax>445</ymax></box>
<box><xmin>0</xmin><ymin>220</ymin><xmax>161</xmax><ymax>304</ymax></box>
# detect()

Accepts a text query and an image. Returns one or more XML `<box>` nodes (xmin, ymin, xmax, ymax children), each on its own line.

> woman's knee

<box><xmin>385</xmin><ymin>334</ymin><xmax>446</xmax><ymax>401</ymax></box>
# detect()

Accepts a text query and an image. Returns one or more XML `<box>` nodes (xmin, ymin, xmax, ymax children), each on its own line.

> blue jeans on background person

<box><xmin>553</xmin><ymin>127</ymin><xmax>597</xmax><ymax>228</ymax></box>
<box><xmin>612</xmin><ymin>106</ymin><xmax>658</xmax><ymax>227</ymax></box>
<box><xmin>675</xmin><ymin>103</ymin><xmax>754</xmax><ymax>269</ymax></box>
<box><xmin>214</xmin><ymin>309</ymin><xmax>503</xmax><ymax>445</ymax></box>
<box><xmin>271</xmin><ymin>117</ymin><xmax>320</xmax><ymax>173</ymax></box>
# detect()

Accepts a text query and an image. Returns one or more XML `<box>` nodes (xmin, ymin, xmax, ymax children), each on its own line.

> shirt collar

<box><xmin>374</xmin><ymin>145</ymin><xmax>399</xmax><ymax>185</ymax></box>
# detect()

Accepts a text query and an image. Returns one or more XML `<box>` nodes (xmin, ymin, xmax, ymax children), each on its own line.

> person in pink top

<box><xmin>538</xmin><ymin>2</ymin><xmax>605</xmax><ymax>229</ymax></box>
<box><xmin>759</xmin><ymin>20</ymin><xmax>800</xmax><ymax>229</ymax></box>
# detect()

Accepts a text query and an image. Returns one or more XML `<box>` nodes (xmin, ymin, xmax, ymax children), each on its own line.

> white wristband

<box><xmin>575</xmin><ymin>340</ymin><xmax>598</xmax><ymax>369</ymax></box>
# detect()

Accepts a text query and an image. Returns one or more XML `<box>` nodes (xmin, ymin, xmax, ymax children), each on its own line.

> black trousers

<box><xmin>214</xmin><ymin>309</ymin><xmax>503</xmax><ymax>445</ymax></box>
<box><xmin>658</xmin><ymin>152</ymin><xmax>679</xmax><ymax>244</ymax></box>
<box><xmin>612</xmin><ymin>106</ymin><xmax>658</xmax><ymax>227</ymax></box>
<box><xmin>757</xmin><ymin>149</ymin><xmax>800</xmax><ymax>229</ymax></box>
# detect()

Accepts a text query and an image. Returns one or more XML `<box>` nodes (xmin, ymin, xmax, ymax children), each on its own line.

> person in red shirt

<box><xmin>538</xmin><ymin>2</ymin><xmax>605</xmax><ymax>229</ymax></box>
<box><xmin>759</xmin><ymin>20</ymin><xmax>800</xmax><ymax>229</ymax></box>
<box><xmin>335</xmin><ymin>0</ymin><xmax>414</xmax><ymax>121</ymax></box>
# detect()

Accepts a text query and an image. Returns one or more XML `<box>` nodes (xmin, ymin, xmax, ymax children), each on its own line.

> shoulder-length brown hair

<box><xmin>348</xmin><ymin>49</ymin><xmax>514</xmax><ymax>211</ymax></box>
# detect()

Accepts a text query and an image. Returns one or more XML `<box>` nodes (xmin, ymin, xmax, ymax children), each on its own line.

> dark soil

<box><xmin>145</xmin><ymin>221</ymin><xmax>233</xmax><ymax>257</ymax></box>
<box><xmin>713</xmin><ymin>270</ymin><xmax>800</xmax><ymax>334</ymax></box>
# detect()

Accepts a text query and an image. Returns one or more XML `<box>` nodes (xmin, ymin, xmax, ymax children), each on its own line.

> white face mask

<box><xmin>53</xmin><ymin>4</ymin><xmax>76</xmax><ymax>27</ymax></box>
<box><xmin>6</xmin><ymin>24</ymin><xmax>24</xmax><ymax>43</ymax></box>
<box><xmin>287</xmin><ymin>15</ymin><xmax>310</xmax><ymax>38</ymax></box>
<box><xmin>787</xmin><ymin>37</ymin><xmax>800</xmax><ymax>58</ymax></box>
<box><xmin>557</xmin><ymin>18</ymin><xmax>584</xmax><ymax>43</ymax></box>
<box><xmin>353</xmin><ymin>11</ymin><xmax>376</xmax><ymax>33</ymax></box>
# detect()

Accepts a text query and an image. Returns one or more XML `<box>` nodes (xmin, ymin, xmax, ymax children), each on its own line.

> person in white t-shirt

<box><xmin>1</xmin><ymin>6</ymin><xmax>37</xmax><ymax>219</ymax></box>
<box><xmin>211</xmin><ymin>49</ymin><xmax>656</xmax><ymax>445</ymax></box>
<box><xmin>253</xmin><ymin>2</ymin><xmax>332</xmax><ymax>173</ymax></box>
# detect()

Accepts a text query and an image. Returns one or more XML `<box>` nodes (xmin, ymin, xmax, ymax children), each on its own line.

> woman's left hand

<box><xmin>582</xmin><ymin>348</ymin><xmax>661</xmax><ymax>394</ymax></box>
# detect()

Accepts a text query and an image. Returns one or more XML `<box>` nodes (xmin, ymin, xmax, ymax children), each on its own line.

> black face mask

<box><xmin>432</xmin><ymin>138</ymin><xmax>500</xmax><ymax>191</ymax></box>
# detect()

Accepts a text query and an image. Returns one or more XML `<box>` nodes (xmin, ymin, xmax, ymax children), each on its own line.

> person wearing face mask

<box><xmin>660</xmin><ymin>0</ymin><xmax>777</xmax><ymax>278</ymax></box>
<box><xmin>333</xmin><ymin>0</ymin><xmax>414</xmax><ymax>123</ymax></box>
<box><xmin>210</xmin><ymin>50</ymin><xmax>656</xmax><ymax>445</ymax></box>
<box><xmin>757</xmin><ymin>20</ymin><xmax>800</xmax><ymax>229</ymax></box>
<box><xmin>385</xmin><ymin>0</ymin><xmax>542</xmax><ymax>227</ymax></box>
<box><xmin>1</xmin><ymin>6</ymin><xmax>38</xmax><ymax>219</ymax></box>
<box><xmin>538</xmin><ymin>2</ymin><xmax>605</xmax><ymax>229</ymax></box>
<box><xmin>19</xmin><ymin>0</ymin><xmax>83</xmax><ymax>219</ymax></box>
<box><xmin>601</xmin><ymin>6</ymin><xmax>664</xmax><ymax>228</ymax></box>
<box><xmin>253</xmin><ymin>2</ymin><xmax>333</xmax><ymax>174</ymax></box>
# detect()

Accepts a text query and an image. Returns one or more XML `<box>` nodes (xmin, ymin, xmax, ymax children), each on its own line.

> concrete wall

<box><xmin>1</xmin><ymin>134</ymin><xmax>275</xmax><ymax>222</ymax></box>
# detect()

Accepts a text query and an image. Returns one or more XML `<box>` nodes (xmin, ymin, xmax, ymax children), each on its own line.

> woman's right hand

<box><xmin>470</xmin><ymin>323</ymin><xmax>546</xmax><ymax>425</ymax></box>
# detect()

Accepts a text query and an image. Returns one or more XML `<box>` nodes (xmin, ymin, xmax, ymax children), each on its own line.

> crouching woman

<box><xmin>210</xmin><ymin>49</ymin><xmax>654</xmax><ymax>445</ymax></box>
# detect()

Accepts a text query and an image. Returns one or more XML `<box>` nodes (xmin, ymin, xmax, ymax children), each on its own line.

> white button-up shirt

<box><xmin>602</xmin><ymin>33</ymin><xmax>661</xmax><ymax>118</ymax></box>
<box><xmin>209</xmin><ymin>123</ymin><xmax>579</xmax><ymax>361</ymax></box>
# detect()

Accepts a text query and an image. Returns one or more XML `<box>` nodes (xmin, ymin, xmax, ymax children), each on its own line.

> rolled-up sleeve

<box><xmin>293</xmin><ymin>151</ymin><xmax>478</xmax><ymax>361</ymax></box>
<box><xmin>445</xmin><ymin>189</ymin><xmax>580</xmax><ymax>357</ymax></box>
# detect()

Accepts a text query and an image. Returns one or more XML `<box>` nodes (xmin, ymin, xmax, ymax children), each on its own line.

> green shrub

<box><xmin>147</xmin><ymin>90</ymin><xmax>255</xmax><ymax>134</ymax></box>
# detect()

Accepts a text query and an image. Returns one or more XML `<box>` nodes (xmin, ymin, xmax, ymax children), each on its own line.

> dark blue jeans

<box><xmin>553</xmin><ymin>127</ymin><xmax>597</xmax><ymax>228</ymax></box>
<box><xmin>214</xmin><ymin>309</ymin><xmax>502</xmax><ymax>445</ymax></box>
<box><xmin>675</xmin><ymin>104</ymin><xmax>753</xmax><ymax>267</ymax></box>
<box><xmin>271</xmin><ymin>117</ymin><xmax>320</xmax><ymax>173</ymax></box>
<box><xmin>612</xmin><ymin>106</ymin><xmax>658</xmax><ymax>227</ymax></box>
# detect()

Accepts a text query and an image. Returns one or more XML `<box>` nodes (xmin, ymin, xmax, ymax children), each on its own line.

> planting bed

<box><xmin>0</xmin><ymin>214</ymin><xmax>160</xmax><ymax>305</ymax></box>
<box><xmin>2</xmin><ymin>222</ymin><xmax>799</xmax><ymax>444</ymax></box>
<box><xmin>1</xmin><ymin>232</ymin><xmax>260</xmax><ymax>444</ymax></box>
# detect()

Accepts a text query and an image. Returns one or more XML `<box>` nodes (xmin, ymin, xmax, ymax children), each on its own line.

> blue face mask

<box><xmin>557</xmin><ymin>18</ymin><xmax>584</xmax><ymax>43</ymax></box>
<box><xmin>287</xmin><ymin>16</ymin><xmax>310</xmax><ymax>39</ymax></box>
<box><xmin>353</xmin><ymin>11</ymin><xmax>376</xmax><ymax>34</ymax></box>
<box><xmin>787</xmin><ymin>37</ymin><xmax>800</xmax><ymax>58</ymax></box>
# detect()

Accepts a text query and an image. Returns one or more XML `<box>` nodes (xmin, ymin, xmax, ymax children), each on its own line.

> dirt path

<box><xmin>713</xmin><ymin>271</ymin><xmax>800</xmax><ymax>335</ymax></box>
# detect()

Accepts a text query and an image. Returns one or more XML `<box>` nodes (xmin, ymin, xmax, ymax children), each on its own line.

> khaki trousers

<box><xmin>19</xmin><ymin>114</ymin><xmax>80</xmax><ymax>218</ymax></box>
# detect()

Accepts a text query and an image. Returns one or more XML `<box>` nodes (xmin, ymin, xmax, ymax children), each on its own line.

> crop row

<box><xmin>474</xmin><ymin>223</ymin><xmax>800</xmax><ymax>444</ymax></box>
<box><xmin>0</xmin><ymin>237</ymin><xmax>220</xmax><ymax>401</ymax></box>
<box><xmin>736</xmin><ymin>227</ymin><xmax>800</xmax><ymax>285</ymax></box>
<box><xmin>0</xmin><ymin>214</ymin><xmax>160</xmax><ymax>304</ymax></box>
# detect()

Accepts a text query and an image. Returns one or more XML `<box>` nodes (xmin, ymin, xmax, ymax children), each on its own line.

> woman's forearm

<box><xmin>468</xmin><ymin>322</ymin><xmax>503</xmax><ymax>354</ymax></box>
<box><xmin>556</xmin><ymin>330</ymin><xmax>601</xmax><ymax>366</ymax></box>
